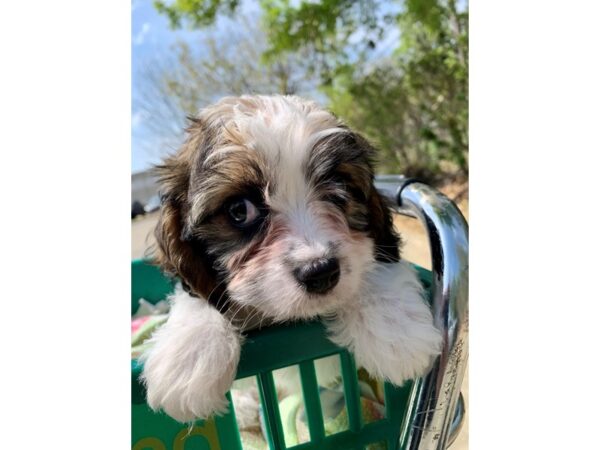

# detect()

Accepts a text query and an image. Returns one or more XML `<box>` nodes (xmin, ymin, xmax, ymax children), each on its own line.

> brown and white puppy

<box><xmin>141</xmin><ymin>95</ymin><xmax>442</xmax><ymax>423</ymax></box>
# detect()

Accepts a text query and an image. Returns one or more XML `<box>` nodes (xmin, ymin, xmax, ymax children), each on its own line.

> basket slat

<box><xmin>298</xmin><ymin>360</ymin><xmax>326</xmax><ymax>443</ymax></box>
<box><xmin>258</xmin><ymin>371</ymin><xmax>287</xmax><ymax>449</ymax></box>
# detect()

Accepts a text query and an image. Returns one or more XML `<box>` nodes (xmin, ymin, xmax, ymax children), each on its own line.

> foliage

<box><xmin>327</xmin><ymin>0</ymin><xmax>468</xmax><ymax>179</ymax></box>
<box><xmin>154</xmin><ymin>0</ymin><xmax>241</xmax><ymax>28</ymax></box>
<box><xmin>149</xmin><ymin>0</ymin><xmax>468</xmax><ymax>180</ymax></box>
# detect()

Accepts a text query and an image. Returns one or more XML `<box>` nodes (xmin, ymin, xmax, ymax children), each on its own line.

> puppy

<box><xmin>141</xmin><ymin>95</ymin><xmax>442</xmax><ymax>423</ymax></box>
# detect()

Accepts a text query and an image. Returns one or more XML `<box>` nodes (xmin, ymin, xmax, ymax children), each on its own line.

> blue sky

<box><xmin>131</xmin><ymin>0</ymin><xmax>207</xmax><ymax>173</ymax></box>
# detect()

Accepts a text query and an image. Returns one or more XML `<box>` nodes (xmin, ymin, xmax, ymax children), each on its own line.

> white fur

<box><xmin>140</xmin><ymin>287</ymin><xmax>242</xmax><ymax>423</ymax></box>
<box><xmin>326</xmin><ymin>261</ymin><xmax>443</xmax><ymax>385</ymax></box>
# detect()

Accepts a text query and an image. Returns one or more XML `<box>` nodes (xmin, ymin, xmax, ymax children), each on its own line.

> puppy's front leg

<box><xmin>141</xmin><ymin>288</ymin><xmax>241</xmax><ymax>423</ymax></box>
<box><xmin>327</xmin><ymin>261</ymin><xmax>443</xmax><ymax>385</ymax></box>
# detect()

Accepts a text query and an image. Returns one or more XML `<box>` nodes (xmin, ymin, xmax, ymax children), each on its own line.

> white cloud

<box><xmin>133</xmin><ymin>22</ymin><xmax>151</xmax><ymax>46</ymax></box>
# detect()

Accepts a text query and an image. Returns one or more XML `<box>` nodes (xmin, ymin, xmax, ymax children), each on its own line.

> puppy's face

<box><xmin>154</xmin><ymin>96</ymin><xmax>399</xmax><ymax>321</ymax></box>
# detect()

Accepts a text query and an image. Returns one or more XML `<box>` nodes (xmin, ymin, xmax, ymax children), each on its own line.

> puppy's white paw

<box><xmin>328</xmin><ymin>261</ymin><xmax>442</xmax><ymax>385</ymax></box>
<box><xmin>140</xmin><ymin>289</ymin><xmax>241</xmax><ymax>422</ymax></box>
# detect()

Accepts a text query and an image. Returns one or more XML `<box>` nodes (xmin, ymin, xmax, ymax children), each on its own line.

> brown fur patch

<box><xmin>152</xmin><ymin>119</ymin><xmax>226</xmax><ymax>307</ymax></box>
<box><xmin>307</xmin><ymin>130</ymin><xmax>401</xmax><ymax>262</ymax></box>
<box><xmin>187</xmin><ymin>129</ymin><xmax>270</xmax><ymax>226</ymax></box>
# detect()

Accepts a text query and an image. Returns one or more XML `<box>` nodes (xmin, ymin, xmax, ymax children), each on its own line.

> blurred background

<box><xmin>132</xmin><ymin>1</ymin><xmax>468</xmax><ymax>447</ymax></box>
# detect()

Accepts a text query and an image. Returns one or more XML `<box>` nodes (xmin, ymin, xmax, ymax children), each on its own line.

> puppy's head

<box><xmin>153</xmin><ymin>95</ymin><xmax>400</xmax><ymax>321</ymax></box>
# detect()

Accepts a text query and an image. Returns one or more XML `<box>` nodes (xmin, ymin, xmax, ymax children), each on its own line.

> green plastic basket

<box><xmin>132</xmin><ymin>259</ymin><xmax>432</xmax><ymax>450</ymax></box>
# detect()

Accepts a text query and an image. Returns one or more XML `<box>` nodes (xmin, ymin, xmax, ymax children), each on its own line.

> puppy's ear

<box><xmin>348</xmin><ymin>132</ymin><xmax>401</xmax><ymax>263</ymax></box>
<box><xmin>366</xmin><ymin>183</ymin><xmax>401</xmax><ymax>263</ymax></box>
<box><xmin>152</xmin><ymin>123</ymin><xmax>224</xmax><ymax>306</ymax></box>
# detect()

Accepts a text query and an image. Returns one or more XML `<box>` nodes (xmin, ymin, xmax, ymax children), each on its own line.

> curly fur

<box><xmin>326</xmin><ymin>261</ymin><xmax>442</xmax><ymax>385</ymax></box>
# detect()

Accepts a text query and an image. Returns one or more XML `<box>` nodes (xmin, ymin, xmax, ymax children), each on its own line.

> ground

<box><xmin>131</xmin><ymin>180</ymin><xmax>469</xmax><ymax>449</ymax></box>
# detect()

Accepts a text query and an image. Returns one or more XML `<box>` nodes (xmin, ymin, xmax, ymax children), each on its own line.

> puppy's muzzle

<box><xmin>294</xmin><ymin>257</ymin><xmax>340</xmax><ymax>294</ymax></box>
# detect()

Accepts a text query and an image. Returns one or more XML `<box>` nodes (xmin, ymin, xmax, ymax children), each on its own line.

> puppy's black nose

<box><xmin>294</xmin><ymin>258</ymin><xmax>340</xmax><ymax>294</ymax></box>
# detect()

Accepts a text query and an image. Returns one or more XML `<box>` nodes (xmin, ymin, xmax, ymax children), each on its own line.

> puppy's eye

<box><xmin>227</xmin><ymin>198</ymin><xmax>261</xmax><ymax>227</ymax></box>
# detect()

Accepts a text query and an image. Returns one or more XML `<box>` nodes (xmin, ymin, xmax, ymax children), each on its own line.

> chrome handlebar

<box><xmin>375</xmin><ymin>176</ymin><xmax>469</xmax><ymax>450</ymax></box>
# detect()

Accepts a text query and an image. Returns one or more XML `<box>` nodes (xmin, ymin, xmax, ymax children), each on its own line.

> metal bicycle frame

<box><xmin>376</xmin><ymin>176</ymin><xmax>469</xmax><ymax>450</ymax></box>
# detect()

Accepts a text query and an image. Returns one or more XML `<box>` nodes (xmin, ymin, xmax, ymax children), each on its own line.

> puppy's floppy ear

<box><xmin>366</xmin><ymin>181</ymin><xmax>401</xmax><ymax>263</ymax></box>
<box><xmin>152</xmin><ymin>121</ymin><xmax>225</xmax><ymax>306</ymax></box>
<box><xmin>348</xmin><ymin>132</ymin><xmax>401</xmax><ymax>263</ymax></box>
